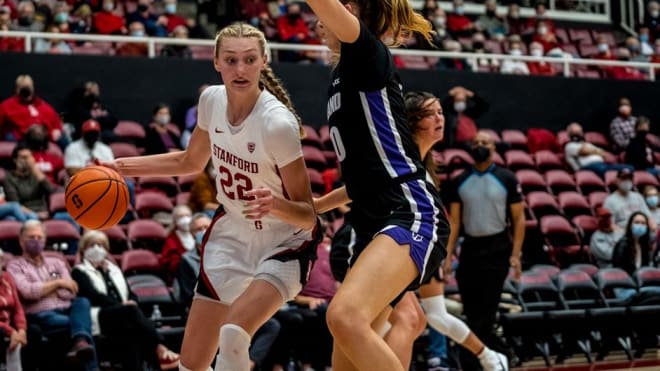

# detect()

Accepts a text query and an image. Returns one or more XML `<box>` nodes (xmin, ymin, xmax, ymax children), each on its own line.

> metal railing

<box><xmin>2</xmin><ymin>30</ymin><xmax>659</xmax><ymax>81</ymax></box>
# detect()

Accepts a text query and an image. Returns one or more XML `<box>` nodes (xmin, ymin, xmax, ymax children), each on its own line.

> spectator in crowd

<box><xmin>504</xmin><ymin>3</ymin><xmax>525</xmax><ymax>36</ymax></box>
<box><xmin>7</xmin><ymin>220</ymin><xmax>98</xmax><ymax>370</ymax></box>
<box><xmin>68</xmin><ymin>3</ymin><xmax>93</xmax><ymax>35</ymax></box>
<box><xmin>644</xmin><ymin>0</ymin><xmax>660</xmax><ymax>39</ymax></box>
<box><xmin>638</xmin><ymin>27</ymin><xmax>654</xmax><ymax>56</ymax></box>
<box><xmin>181</xmin><ymin>84</ymin><xmax>209</xmax><ymax>149</ymax></box>
<box><xmin>652</xmin><ymin>39</ymin><xmax>660</xmax><ymax>64</ymax></box>
<box><xmin>64</xmin><ymin>120</ymin><xmax>114</xmax><ymax>176</ymax></box>
<box><xmin>0</xmin><ymin>184</ymin><xmax>37</xmax><ymax>222</ymax></box>
<box><xmin>446</xmin><ymin>130</ymin><xmax>524</xmax><ymax>369</ymax></box>
<box><xmin>610</xmin><ymin>97</ymin><xmax>638</xmax><ymax>151</ymax></box>
<box><xmin>144</xmin><ymin>103</ymin><xmax>181</xmax><ymax>155</ymax></box>
<box><xmin>604</xmin><ymin>48</ymin><xmax>647</xmax><ymax>80</ymax></box>
<box><xmin>603</xmin><ymin>168</ymin><xmax>656</xmax><ymax>229</ymax></box>
<box><xmin>239</xmin><ymin>0</ymin><xmax>269</xmax><ymax>27</ymax></box>
<box><xmin>162</xmin><ymin>0</ymin><xmax>186</xmax><ymax>33</ymax></box>
<box><xmin>33</xmin><ymin>24</ymin><xmax>72</xmax><ymax>55</ymax></box>
<box><xmin>160</xmin><ymin>205</ymin><xmax>194</xmax><ymax>282</ymax></box>
<box><xmin>52</xmin><ymin>1</ymin><xmax>72</xmax><ymax>33</ymax></box>
<box><xmin>23</xmin><ymin>124</ymin><xmax>63</xmax><ymax>185</ymax></box>
<box><xmin>526</xmin><ymin>1</ymin><xmax>555</xmax><ymax>34</ymax></box>
<box><xmin>115</xmin><ymin>21</ymin><xmax>148</xmax><ymax>56</ymax></box>
<box><xmin>0</xmin><ymin>5</ymin><xmax>24</xmax><ymax>52</ymax></box>
<box><xmin>441</xmin><ymin>86</ymin><xmax>489</xmax><ymax>148</ymax></box>
<box><xmin>0</xmin><ymin>0</ymin><xmax>17</xmax><ymax>19</ymax></box>
<box><xmin>71</xmin><ymin>230</ymin><xmax>180</xmax><ymax>370</ymax></box>
<box><xmin>477</xmin><ymin>0</ymin><xmax>506</xmax><ymax>40</ymax></box>
<box><xmin>447</xmin><ymin>0</ymin><xmax>475</xmax><ymax>36</ymax></box>
<box><xmin>427</xmin><ymin>7</ymin><xmax>451</xmax><ymax>47</ymax></box>
<box><xmin>0</xmin><ymin>249</ymin><xmax>27</xmax><ymax>371</ymax></box>
<box><xmin>500</xmin><ymin>39</ymin><xmax>530</xmax><ymax>75</ymax></box>
<box><xmin>93</xmin><ymin>0</ymin><xmax>127</xmax><ymax>35</ymax></box>
<box><xmin>469</xmin><ymin>32</ymin><xmax>499</xmax><ymax>71</ymax></box>
<box><xmin>126</xmin><ymin>0</ymin><xmax>167</xmax><ymax>37</ymax></box>
<box><xmin>625</xmin><ymin>117</ymin><xmax>658</xmax><ymax>175</ymax></box>
<box><xmin>187</xmin><ymin>160</ymin><xmax>218</xmax><ymax>217</ymax></box>
<box><xmin>527</xmin><ymin>41</ymin><xmax>557</xmax><ymax>76</ymax></box>
<box><xmin>643</xmin><ymin>185</ymin><xmax>660</xmax><ymax>226</ymax></box>
<box><xmin>612</xmin><ymin>212</ymin><xmax>655</xmax><ymax>298</ymax></box>
<box><xmin>13</xmin><ymin>0</ymin><xmax>43</xmax><ymax>32</ymax></box>
<box><xmin>176</xmin><ymin>212</ymin><xmax>211</xmax><ymax>309</ymax></box>
<box><xmin>71</xmin><ymin>81</ymin><xmax>118</xmax><ymax>141</ymax></box>
<box><xmin>276</xmin><ymin>2</ymin><xmax>311</xmax><ymax>61</ymax></box>
<box><xmin>0</xmin><ymin>75</ymin><xmax>64</xmax><ymax>144</ymax></box>
<box><xmin>564</xmin><ymin>122</ymin><xmax>632</xmax><ymax>177</ymax></box>
<box><xmin>160</xmin><ymin>25</ymin><xmax>193</xmax><ymax>58</ymax></box>
<box><xmin>590</xmin><ymin>207</ymin><xmax>623</xmax><ymax>268</ymax></box>
<box><xmin>625</xmin><ymin>36</ymin><xmax>648</xmax><ymax>63</ymax></box>
<box><xmin>421</xmin><ymin>0</ymin><xmax>438</xmax><ymax>18</ymax></box>
<box><xmin>532</xmin><ymin>20</ymin><xmax>561</xmax><ymax>55</ymax></box>
<box><xmin>436</xmin><ymin>40</ymin><xmax>472</xmax><ymax>72</ymax></box>
<box><xmin>594</xmin><ymin>34</ymin><xmax>615</xmax><ymax>60</ymax></box>
<box><xmin>3</xmin><ymin>144</ymin><xmax>55</xmax><ymax>220</ymax></box>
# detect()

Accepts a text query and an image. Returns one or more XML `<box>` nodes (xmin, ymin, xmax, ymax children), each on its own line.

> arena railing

<box><xmin>2</xmin><ymin>30</ymin><xmax>659</xmax><ymax>81</ymax></box>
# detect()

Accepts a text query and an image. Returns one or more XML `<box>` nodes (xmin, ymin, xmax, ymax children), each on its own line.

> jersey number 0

<box><xmin>329</xmin><ymin>126</ymin><xmax>346</xmax><ymax>162</ymax></box>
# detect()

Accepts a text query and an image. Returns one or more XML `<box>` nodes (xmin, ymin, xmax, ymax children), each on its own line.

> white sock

<box><xmin>421</xmin><ymin>295</ymin><xmax>470</xmax><ymax>344</ymax></box>
<box><xmin>215</xmin><ymin>324</ymin><xmax>251</xmax><ymax>371</ymax></box>
<box><xmin>6</xmin><ymin>344</ymin><xmax>22</xmax><ymax>371</ymax></box>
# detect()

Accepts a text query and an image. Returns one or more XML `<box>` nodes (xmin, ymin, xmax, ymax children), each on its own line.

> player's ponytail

<box><xmin>260</xmin><ymin>67</ymin><xmax>305</xmax><ymax>138</ymax></box>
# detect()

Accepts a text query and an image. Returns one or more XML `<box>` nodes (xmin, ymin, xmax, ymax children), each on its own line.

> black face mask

<box><xmin>637</xmin><ymin>129</ymin><xmax>649</xmax><ymax>138</ymax></box>
<box><xmin>18</xmin><ymin>16</ymin><xmax>32</xmax><ymax>26</ymax></box>
<box><xmin>570</xmin><ymin>134</ymin><xmax>584</xmax><ymax>143</ymax></box>
<box><xmin>471</xmin><ymin>145</ymin><xmax>491</xmax><ymax>163</ymax></box>
<box><xmin>18</xmin><ymin>87</ymin><xmax>33</xmax><ymax>100</ymax></box>
<box><xmin>472</xmin><ymin>41</ymin><xmax>484</xmax><ymax>50</ymax></box>
<box><xmin>486</xmin><ymin>10</ymin><xmax>496</xmax><ymax>17</ymax></box>
<box><xmin>83</xmin><ymin>132</ymin><xmax>99</xmax><ymax>147</ymax></box>
<box><xmin>287</xmin><ymin>13</ymin><xmax>300</xmax><ymax>21</ymax></box>
<box><xmin>26</xmin><ymin>134</ymin><xmax>48</xmax><ymax>151</ymax></box>
<box><xmin>83</xmin><ymin>93</ymin><xmax>98</xmax><ymax>106</ymax></box>
<box><xmin>137</xmin><ymin>4</ymin><xmax>148</xmax><ymax>12</ymax></box>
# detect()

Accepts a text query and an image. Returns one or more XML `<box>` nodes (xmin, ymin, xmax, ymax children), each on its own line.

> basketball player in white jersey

<box><xmin>100</xmin><ymin>23</ymin><xmax>320</xmax><ymax>371</ymax></box>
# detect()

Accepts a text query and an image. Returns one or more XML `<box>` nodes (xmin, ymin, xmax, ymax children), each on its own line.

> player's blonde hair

<box><xmin>340</xmin><ymin>0</ymin><xmax>434</xmax><ymax>46</ymax></box>
<box><xmin>214</xmin><ymin>23</ymin><xmax>304</xmax><ymax>138</ymax></box>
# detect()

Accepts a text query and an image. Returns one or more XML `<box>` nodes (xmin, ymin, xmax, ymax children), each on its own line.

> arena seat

<box><xmin>540</xmin><ymin>215</ymin><xmax>583</xmax><ymax>266</ymax></box>
<box><xmin>527</xmin><ymin>191</ymin><xmax>561</xmax><ymax>219</ymax></box>
<box><xmin>516</xmin><ymin>271</ymin><xmax>561</xmax><ymax>311</ymax></box>
<box><xmin>0</xmin><ymin>220</ymin><xmax>22</xmax><ymax>255</ymax></box>
<box><xmin>48</xmin><ymin>192</ymin><xmax>66</xmax><ymax>215</ymax></box>
<box><xmin>302</xmin><ymin>125</ymin><xmax>322</xmax><ymax>149</ymax></box>
<box><xmin>318</xmin><ymin>125</ymin><xmax>332</xmax><ymax>150</ymax></box>
<box><xmin>634</xmin><ymin>267</ymin><xmax>660</xmax><ymax>289</ymax></box>
<box><xmin>505</xmin><ymin>150</ymin><xmax>535</xmax><ymax>171</ymax></box>
<box><xmin>177</xmin><ymin>173</ymin><xmax>199</xmax><ymax>192</ymax></box>
<box><xmin>109</xmin><ymin>142</ymin><xmax>140</xmax><ymax>158</ymax></box>
<box><xmin>556</xmin><ymin>269</ymin><xmax>603</xmax><ymax>309</ymax></box>
<box><xmin>534</xmin><ymin>150</ymin><xmax>563</xmax><ymax>173</ymax></box>
<box><xmin>516</xmin><ymin>169</ymin><xmax>548</xmax><ymax>195</ymax></box>
<box><xmin>127</xmin><ymin>219</ymin><xmax>166</xmax><ymax>252</ymax></box>
<box><xmin>584</xmin><ymin>131</ymin><xmax>610</xmax><ymax>150</ymax></box>
<box><xmin>43</xmin><ymin>220</ymin><xmax>80</xmax><ymax>253</ymax></box>
<box><xmin>175</xmin><ymin>192</ymin><xmax>190</xmax><ymax>206</ymax></box>
<box><xmin>558</xmin><ymin>191</ymin><xmax>591</xmax><ymax>219</ymax></box>
<box><xmin>633</xmin><ymin>170</ymin><xmax>659</xmax><ymax>190</ymax></box>
<box><xmin>113</xmin><ymin>120</ymin><xmax>146</xmax><ymax>142</ymax></box>
<box><xmin>0</xmin><ymin>141</ymin><xmax>17</xmax><ymax>169</ymax></box>
<box><xmin>587</xmin><ymin>191</ymin><xmax>608</xmax><ymax>212</ymax></box>
<box><xmin>567</xmin><ymin>263</ymin><xmax>599</xmax><ymax>277</ymax></box>
<box><xmin>594</xmin><ymin>268</ymin><xmax>637</xmax><ymax>307</ymax></box>
<box><xmin>530</xmin><ymin>264</ymin><xmax>560</xmax><ymax>279</ymax></box>
<box><xmin>571</xmin><ymin>215</ymin><xmax>598</xmax><ymax>245</ymax></box>
<box><xmin>443</xmin><ymin>148</ymin><xmax>474</xmax><ymax>172</ymax></box>
<box><xmin>302</xmin><ymin>146</ymin><xmax>327</xmax><ymax>171</ymax></box>
<box><xmin>100</xmin><ymin>225</ymin><xmax>129</xmax><ymax>254</ymax></box>
<box><xmin>569</xmin><ymin>29</ymin><xmax>594</xmax><ymax>44</ymax></box>
<box><xmin>501</xmin><ymin>129</ymin><xmax>527</xmax><ymax>151</ymax></box>
<box><xmin>307</xmin><ymin>168</ymin><xmax>325</xmax><ymax>195</ymax></box>
<box><xmin>138</xmin><ymin>176</ymin><xmax>179</xmax><ymax>197</ymax></box>
<box><xmin>545</xmin><ymin>169</ymin><xmax>577</xmax><ymax>195</ymax></box>
<box><xmin>135</xmin><ymin>191</ymin><xmax>174</xmax><ymax>219</ymax></box>
<box><xmin>575</xmin><ymin>170</ymin><xmax>607</xmax><ymax>195</ymax></box>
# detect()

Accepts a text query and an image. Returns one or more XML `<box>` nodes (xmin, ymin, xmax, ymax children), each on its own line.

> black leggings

<box><xmin>98</xmin><ymin>304</ymin><xmax>161</xmax><ymax>370</ymax></box>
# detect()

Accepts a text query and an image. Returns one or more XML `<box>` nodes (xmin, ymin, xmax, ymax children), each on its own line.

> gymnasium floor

<box><xmin>512</xmin><ymin>351</ymin><xmax>660</xmax><ymax>370</ymax></box>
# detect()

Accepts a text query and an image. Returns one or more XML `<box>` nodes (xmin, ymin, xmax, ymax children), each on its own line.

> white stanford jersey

<box><xmin>197</xmin><ymin>85</ymin><xmax>303</xmax><ymax>231</ymax></box>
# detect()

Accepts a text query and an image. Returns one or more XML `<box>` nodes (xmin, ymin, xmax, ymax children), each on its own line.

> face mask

<box><xmin>537</xmin><ymin>26</ymin><xmax>548</xmax><ymax>35</ymax></box>
<box><xmin>455</xmin><ymin>6</ymin><xmax>464</xmax><ymax>15</ymax></box>
<box><xmin>646</xmin><ymin>195</ymin><xmax>659</xmax><ymax>208</ymax></box>
<box><xmin>18</xmin><ymin>87</ymin><xmax>32</xmax><ymax>100</ymax></box>
<box><xmin>16</xmin><ymin>159</ymin><xmax>30</xmax><ymax>171</ymax></box>
<box><xmin>195</xmin><ymin>230</ymin><xmax>206</xmax><ymax>246</ymax></box>
<box><xmin>486</xmin><ymin>10</ymin><xmax>496</xmax><ymax>17</ymax></box>
<box><xmin>631</xmin><ymin>223</ymin><xmax>648</xmax><ymax>238</ymax></box>
<box><xmin>176</xmin><ymin>216</ymin><xmax>191</xmax><ymax>232</ymax></box>
<box><xmin>509</xmin><ymin>49</ymin><xmax>522</xmax><ymax>56</ymax></box>
<box><xmin>156</xmin><ymin>115</ymin><xmax>170</xmax><ymax>125</ymax></box>
<box><xmin>434</xmin><ymin>16</ymin><xmax>445</xmax><ymax>27</ymax></box>
<box><xmin>18</xmin><ymin>15</ymin><xmax>32</xmax><ymax>26</ymax></box>
<box><xmin>597</xmin><ymin>217</ymin><xmax>612</xmax><ymax>231</ymax></box>
<box><xmin>454</xmin><ymin>101</ymin><xmax>466</xmax><ymax>112</ymax></box>
<box><xmin>471</xmin><ymin>145</ymin><xmax>491</xmax><ymax>163</ymax></box>
<box><xmin>618</xmin><ymin>180</ymin><xmax>633</xmax><ymax>192</ymax></box>
<box><xmin>637</xmin><ymin>129</ymin><xmax>649</xmax><ymax>138</ymax></box>
<box><xmin>619</xmin><ymin>104</ymin><xmax>631</xmax><ymax>116</ymax></box>
<box><xmin>137</xmin><ymin>4</ymin><xmax>149</xmax><ymax>12</ymax></box>
<box><xmin>26</xmin><ymin>134</ymin><xmax>48</xmax><ymax>151</ymax></box>
<box><xmin>165</xmin><ymin>3</ymin><xmax>176</xmax><ymax>14</ymax></box>
<box><xmin>510</xmin><ymin>12</ymin><xmax>519</xmax><ymax>19</ymax></box>
<box><xmin>531</xmin><ymin>49</ymin><xmax>543</xmax><ymax>57</ymax></box>
<box><xmin>640</xmin><ymin>34</ymin><xmax>649</xmax><ymax>43</ymax></box>
<box><xmin>83</xmin><ymin>131</ymin><xmax>99</xmax><ymax>147</ymax></box>
<box><xmin>24</xmin><ymin>239</ymin><xmax>44</xmax><ymax>257</ymax></box>
<box><xmin>84</xmin><ymin>244</ymin><xmax>107</xmax><ymax>264</ymax></box>
<box><xmin>652</xmin><ymin>10</ymin><xmax>660</xmax><ymax>18</ymax></box>
<box><xmin>598</xmin><ymin>43</ymin><xmax>609</xmax><ymax>53</ymax></box>
<box><xmin>103</xmin><ymin>2</ymin><xmax>114</xmax><ymax>11</ymax></box>
<box><xmin>570</xmin><ymin>134</ymin><xmax>584</xmax><ymax>142</ymax></box>
<box><xmin>131</xmin><ymin>30</ymin><xmax>145</xmax><ymax>37</ymax></box>
<box><xmin>473</xmin><ymin>41</ymin><xmax>484</xmax><ymax>50</ymax></box>
<box><xmin>54</xmin><ymin>12</ymin><xmax>68</xmax><ymax>24</ymax></box>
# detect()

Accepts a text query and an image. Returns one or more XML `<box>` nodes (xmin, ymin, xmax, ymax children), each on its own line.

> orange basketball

<box><xmin>65</xmin><ymin>166</ymin><xmax>129</xmax><ymax>230</ymax></box>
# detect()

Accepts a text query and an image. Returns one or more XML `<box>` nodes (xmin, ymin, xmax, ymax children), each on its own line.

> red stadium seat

<box><xmin>302</xmin><ymin>146</ymin><xmax>327</xmax><ymax>171</ymax></box>
<box><xmin>505</xmin><ymin>150</ymin><xmax>535</xmax><ymax>171</ymax></box>
<box><xmin>558</xmin><ymin>191</ymin><xmax>592</xmax><ymax>219</ymax></box>
<box><xmin>307</xmin><ymin>168</ymin><xmax>325</xmax><ymax>195</ymax></box>
<box><xmin>530</xmin><ymin>264</ymin><xmax>560</xmax><ymax>278</ymax></box>
<box><xmin>575</xmin><ymin>69</ymin><xmax>601</xmax><ymax>79</ymax></box>
<box><xmin>0</xmin><ymin>167</ymin><xmax>5</xmax><ymax>184</ymax></box>
<box><xmin>572</xmin><ymin>215</ymin><xmax>598</xmax><ymax>244</ymax></box>
<box><xmin>585</xmin><ymin>132</ymin><xmax>610</xmax><ymax>149</ymax></box>
<box><xmin>587</xmin><ymin>191</ymin><xmax>608</xmax><ymax>212</ymax></box>
<box><xmin>48</xmin><ymin>192</ymin><xmax>66</xmax><ymax>215</ymax></box>
<box><xmin>135</xmin><ymin>191</ymin><xmax>174</xmax><ymax>219</ymax></box>
<box><xmin>443</xmin><ymin>149</ymin><xmax>474</xmax><ymax>172</ymax></box>
<box><xmin>480</xmin><ymin>128</ymin><xmax>501</xmax><ymax>143</ymax></box>
<box><xmin>545</xmin><ymin>170</ymin><xmax>577</xmax><ymax>195</ymax></box>
<box><xmin>534</xmin><ymin>150</ymin><xmax>563</xmax><ymax>173</ymax></box>
<box><xmin>569</xmin><ymin>29</ymin><xmax>594</xmax><ymax>44</ymax></box>
<box><xmin>634</xmin><ymin>267</ymin><xmax>660</xmax><ymax>289</ymax></box>
<box><xmin>127</xmin><ymin>220</ymin><xmax>166</xmax><ymax>252</ymax></box>
<box><xmin>501</xmin><ymin>129</ymin><xmax>527</xmax><ymax>151</ymax></box>
<box><xmin>575</xmin><ymin>170</ymin><xmax>607</xmax><ymax>195</ymax></box>
<box><xmin>138</xmin><ymin>176</ymin><xmax>179</xmax><ymax>197</ymax></box>
<box><xmin>540</xmin><ymin>215</ymin><xmax>584</xmax><ymax>267</ymax></box>
<box><xmin>568</xmin><ymin>263</ymin><xmax>599</xmax><ymax>276</ymax></box>
<box><xmin>556</xmin><ymin>130</ymin><xmax>570</xmax><ymax>148</ymax></box>
<box><xmin>604</xmin><ymin>170</ymin><xmax>619</xmax><ymax>191</ymax></box>
<box><xmin>318</xmin><ymin>125</ymin><xmax>332</xmax><ymax>150</ymax></box>
<box><xmin>527</xmin><ymin>191</ymin><xmax>561</xmax><ymax>219</ymax></box>
<box><xmin>516</xmin><ymin>169</ymin><xmax>548</xmax><ymax>194</ymax></box>
<box><xmin>302</xmin><ymin>125</ymin><xmax>322</xmax><ymax>149</ymax></box>
<box><xmin>0</xmin><ymin>141</ymin><xmax>17</xmax><ymax>169</ymax></box>
<box><xmin>177</xmin><ymin>173</ymin><xmax>200</xmax><ymax>193</ymax></box>
<box><xmin>633</xmin><ymin>171</ymin><xmax>659</xmax><ymax>190</ymax></box>
<box><xmin>43</xmin><ymin>220</ymin><xmax>80</xmax><ymax>254</ymax></box>
<box><xmin>114</xmin><ymin>120</ymin><xmax>146</xmax><ymax>141</ymax></box>
<box><xmin>121</xmin><ymin>248</ymin><xmax>161</xmax><ymax>275</ymax></box>
<box><xmin>47</xmin><ymin>142</ymin><xmax>63</xmax><ymax>159</ymax></box>
<box><xmin>109</xmin><ymin>142</ymin><xmax>140</xmax><ymax>158</ymax></box>
<box><xmin>99</xmin><ymin>225</ymin><xmax>128</xmax><ymax>254</ymax></box>
<box><xmin>0</xmin><ymin>221</ymin><xmax>22</xmax><ymax>255</ymax></box>
<box><xmin>176</xmin><ymin>192</ymin><xmax>190</xmax><ymax>206</ymax></box>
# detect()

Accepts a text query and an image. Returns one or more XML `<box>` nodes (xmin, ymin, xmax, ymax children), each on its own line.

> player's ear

<box><xmin>262</xmin><ymin>52</ymin><xmax>268</xmax><ymax>67</ymax></box>
<box><xmin>344</xmin><ymin>2</ymin><xmax>358</xmax><ymax>17</ymax></box>
<box><xmin>213</xmin><ymin>57</ymin><xmax>221</xmax><ymax>72</ymax></box>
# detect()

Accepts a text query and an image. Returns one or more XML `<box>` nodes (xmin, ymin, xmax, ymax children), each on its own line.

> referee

<box><xmin>444</xmin><ymin>131</ymin><xmax>525</xmax><ymax>367</ymax></box>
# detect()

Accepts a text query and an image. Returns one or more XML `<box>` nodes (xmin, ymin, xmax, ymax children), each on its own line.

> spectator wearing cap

<box><xmin>64</xmin><ymin>120</ymin><xmax>114</xmax><ymax>177</ymax></box>
<box><xmin>590</xmin><ymin>207</ymin><xmax>624</xmax><ymax>268</ymax></box>
<box><xmin>609</xmin><ymin>97</ymin><xmax>638</xmax><ymax>151</ymax></box>
<box><xmin>625</xmin><ymin>117</ymin><xmax>659</xmax><ymax>175</ymax></box>
<box><xmin>445</xmin><ymin>130</ymin><xmax>524</xmax><ymax>368</ymax></box>
<box><xmin>603</xmin><ymin>169</ymin><xmax>657</xmax><ymax>230</ymax></box>
<box><xmin>564</xmin><ymin>122</ymin><xmax>633</xmax><ymax>178</ymax></box>
<box><xmin>0</xmin><ymin>75</ymin><xmax>64</xmax><ymax>145</ymax></box>
<box><xmin>93</xmin><ymin>0</ymin><xmax>127</xmax><ymax>35</ymax></box>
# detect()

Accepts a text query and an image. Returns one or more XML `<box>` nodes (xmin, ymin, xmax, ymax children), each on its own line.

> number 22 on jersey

<box><xmin>216</xmin><ymin>166</ymin><xmax>263</xmax><ymax>230</ymax></box>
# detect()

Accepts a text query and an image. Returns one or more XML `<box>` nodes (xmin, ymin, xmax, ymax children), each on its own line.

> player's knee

<box><xmin>391</xmin><ymin>298</ymin><xmax>426</xmax><ymax>336</ymax></box>
<box><xmin>326</xmin><ymin>300</ymin><xmax>365</xmax><ymax>340</ymax></box>
<box><xmin>216</xmin><ymin>324</ymin><xmax>251</xmax><ymax>371</ymax></box>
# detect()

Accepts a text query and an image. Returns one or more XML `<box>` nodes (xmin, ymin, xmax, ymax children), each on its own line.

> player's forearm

<box><xmin>116</xmin><ymin>151</ymin><xmax>203</xmax><ymax>177</ymax></box>
<box><xmin>511</xmin><ymin>215</ymin><xmax>525</xmax><ymax>258</ymax></box>
<box><xmin>271</xmin><ymin>197</ymin><xmax>317</xmax><ymax>231</ymax></box>
<box><xmin>314</xmin><ymin>186</ymin><xmax>350</xmax><ymax>214</ymax></box>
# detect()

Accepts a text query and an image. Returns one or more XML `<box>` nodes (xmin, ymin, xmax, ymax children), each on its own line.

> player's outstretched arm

<box><xmin>314</xmin><ymin>186</ymin><xmax>350</xmax><ymax>214</ymax></box>
<box><xmin>305</xmin><ymin>0</ymin><xmax>359</xmax><ymax>43</ymax></box>
<box><xmin>99</xmin><ymin>126</ymin><xmax>211</xmax><ymax>177</ymax></box>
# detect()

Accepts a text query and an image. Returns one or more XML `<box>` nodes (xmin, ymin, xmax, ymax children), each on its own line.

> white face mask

<box><xmin>103</xmin><ymin>2</ymin><xmax>114</xmax><ymax>11</ymax></box>
<box><xmin>176</xmin><ymin>216</ymin><xmax>191</xmax><ymax>232</ymax></box>
<box><xmin>531</xmin><ymin>49</ymin><xmax>543</xmax><ymax>57</ymax></box>
<box><xmin>537</xmin><ymin>26</ymin><xmax>548</xmax><ymax>35</ymax></box>
<box><xmin>434</xmin><ymin>17</ymin><xmax>446</xmax><ymax>27</ymax></box>
<box><xmin>84</xmin><ymin>244</ymin><xmax>107</xmax><ymax>264</ymax></box>
<box><xmin>454</xmin><ymin>101</ymin><xmax>467</xmax><ymax>113</ymax></box>
<box><xmin>156</xmin><ymin>114</ymin><xmax>170</xmax><ymax>125</ymax></box>
<box><xmin>510</xmin><ymin>49</ymin><xmax>522</xmax><ymax>56</ymax></box>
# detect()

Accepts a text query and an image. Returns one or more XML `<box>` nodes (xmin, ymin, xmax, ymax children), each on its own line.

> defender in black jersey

<box><xmin>305</xmin><ymin>0</ymin><xmax>448</xmax><ymax>370</ymax></box>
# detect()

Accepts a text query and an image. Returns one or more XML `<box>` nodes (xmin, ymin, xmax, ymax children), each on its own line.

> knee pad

<box><xmin>421</xmin><ymin>295</ymin><xmax>470</xmax><ymax>344</ymax></box>
<box><xmin>215</xmin><ymin>324</ymin><xmax>251</xmax><ymax>371</ymax></box>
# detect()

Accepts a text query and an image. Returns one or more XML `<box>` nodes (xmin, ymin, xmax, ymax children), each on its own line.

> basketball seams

<box><xmin>70</xmin><ymin>178</ymin><xmax>114</xmax><ymax>221</ymax></box>
<box><xmin>96</xmin><ymin>178</ymin><xmax>121</xmax><ymax>230</ymax></box>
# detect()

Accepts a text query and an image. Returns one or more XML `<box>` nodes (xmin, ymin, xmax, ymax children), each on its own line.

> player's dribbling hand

<box><xmin>243</xmin><ymin>187</ymin><xmax>275</xmax><ymax>219</ymax></box>
<box><xmin>94</xmin><ymin>159</ymin><xmax>121</xmax><ymax>173</ymax></box>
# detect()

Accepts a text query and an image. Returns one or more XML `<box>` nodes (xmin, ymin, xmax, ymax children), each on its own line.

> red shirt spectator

<box><xmin>0</xmin><ymin>0</ymin><xmax>17</xmax><ymax>19</ymax></box>
<box><xmin>0</xmin><ymin>76</ymin><xmax>62</xmax><ymax>142</ymax></box>
<box><xmin>240</xmin><ymin>0</ymin><xmax>268</xmax><ymax>21</ymax></box>
<box><xmin>447</xmin><ymin>13</ymin><xmax>473</xmax><ymax>34</ymax></box>
<box><xmin>0</xmin><ymin>271</ymin><xmax>27</xmax><ymax>337</ymax></box>
<box><xmin>93</xmin><ymin>8</ymin><xmax>125</xmax><ymax>34</ymax></box>
<box><xmin>160</xmin><ymin>207</ymin><xmax>193</xmax><ymax>281</ymax></box>
<box><xmin>527</xmin><ymin>61</ymin><xmax>556</xmax><ymax>76</ymax></box>
<box><xmin>277</xmin><ymin>3</ymin><xmax>310</xmax><ymax>42</ymax></box>
<box><xmin>164</xmin><ymin>13</ymin><xmax>186</xmax><ymax>33</ymax></box>
<box><xmin>160</xmin><ymin>230</ymin><xmax>187</xmax><ymax>277</ymax></box>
